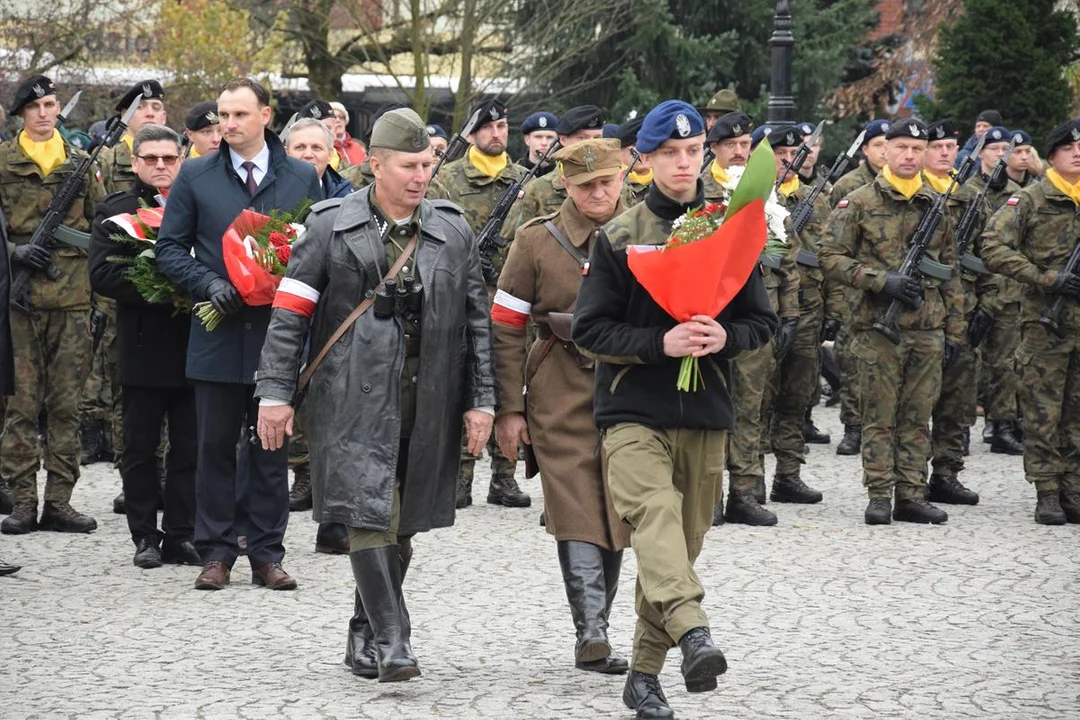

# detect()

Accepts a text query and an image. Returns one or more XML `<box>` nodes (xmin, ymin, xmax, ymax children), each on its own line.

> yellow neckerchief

<box><xmin>468</xmin><ymin>145</ymin><xmax>508</xmax><ymax>178</ymax></box>
<box><xmin>923</xmin><ymin>170</ymin><xmax>952</xmax><ymax>194</ymax></box>
<box><xmin>189</xmin><ymin>147</ymin><xmax>201</xmax><ymax>159</ymax></box>
<box><xmin>709</xmin><ymin>160</ymin><xmax>730</xmax><ymax>186</ymax></box>
<box><xmin>881</xmin><ymin>165</ymin><xmax>923</xmax><ymax>199</ymax></box>
<box><xmin>330</xmin><ymin>148</ymin><xmax>341</xmax><ymax>171</ymax></box>
<box><xmin>1046</xmin><ymin>168</ymin><xmax>1080</xmax><ymax>206</ymax></box>
<box><xmin>628</xmin><ymin>167</ymin><xmax>653</xmax><ymax>185</ymax></box>
<box><xmin>18</xmin><ymin>129</ymin><xmax>67</xmax><ymax>176</ymax></box>
<box><xmin>777</xmin><ymin>175</ymin><xmax>800</xmax><ymax>198</ymax></box>
<box><xmin>121</xmin><ymin>134</ymin><xmax>134</xmax><ymax>152</ymax></box>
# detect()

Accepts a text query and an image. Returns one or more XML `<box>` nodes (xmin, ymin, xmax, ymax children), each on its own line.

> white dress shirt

<box><xmin>230</xmin><ymin>142</ymin><xmax>271</xmax><ymax>190</ymax></box>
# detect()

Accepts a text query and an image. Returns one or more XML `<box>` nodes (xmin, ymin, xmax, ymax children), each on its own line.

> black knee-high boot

<box><xmin>350</xmin><ymin>545</ymin><xmax>420</xmax><ymax>682</ymax></box>
<box><xmin>559</xmin><ymin>540</ymin><xmax>628</xmax><ymax>673</ymax></box>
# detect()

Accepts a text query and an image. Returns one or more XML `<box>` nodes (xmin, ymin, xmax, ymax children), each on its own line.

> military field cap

<box><xmin>469</xmin><ymin>98</ymin><xmax>508</xmax><ymax>132</ymax></box>
<box><xmin>707</xmin><ymin>112</ymin><xmax>752</xmax><ymax>143</ymax></box>
<box><xmin>556</xmin><ymin>105</ymin><xmax>605</xmax><ymax>136</ymax></box>
<box><xmin>9</xmin><ymin>74</ymin><xmax>55</xmax><ymax>116</ymax></box>
<box><xmin>699</xmin><ymin>89</ymin><xmax>741</xmax><ymax>114</ymax></box>
<box><xmin>885</xmin><ymin>119</ymin><xmax>927</xmax><ymax>141</ymax></box>
<box><xmin>521</xmin><ymin>111</ymin><xmax>557</xmax><ymax>135</ymax></box>
<box><xmin>981</xmin><ymin>126</ymin><xmax>1011</xmax><ymax>145</ymax></box>
<box><xmin>554</xmin><ymin>138</ymin><xmax>622</xmax><ymax>185</ymax></box>
<box><xmin>926</xmin><ymin>119</ymin><xmax>960</xmax><ymax>142</ymax></box>
<box><xmin>976</xmin><ymin>109</ymin><xmax>1002</xmax><ymax>126</ymax></box>
<box><xmin>862</xmin><ymin>119</ymin><xmax>891</xmax><ymax>144</ymax></box>
<box><xmin>616</xmin><ymin>117</ymin><xmax>645</xmax><ymax>148</ymax></box>
<box><xmin>185</xmin><ymin>101</ymin><xmax>219</xmax><ymax>131</ymax></box>
<box><xmin>116</xmin><ymin>79</ymin><xmax>164</xmax><ymax>112</ymax></box>
<box><xmin>765</xmin><ymin>124</ymin><xmax>802</xmax><ymax>148</ymax></box>
<box><xmin>1010</xmin><ymin>129</ymin><xmax>1033</xmax><ymax>147</ymax></box>
<box><xmin>796</xmin><ymin>121</ymin><xmax>816</xmax><ymax>136</ymax></box>
<box><xmin>1043</xmin><ymin>119</ymin><xmax>1080</xmax><ymax>158</ymax></box>
<box><xmin>426</xmin><ymin>124</ymin><xmax>447</xmax><ymax>140</ymax></box>
<box><xmin>637</xmin><ymin>100</ymin><xmax>704</xmax><ymax>153</ymax></box>
<box><xmin>298</xmin><ymin>99</ymin><xmax>333</xmax><ymax>122</ymax></box>
<box><xmin>370</xmin><ymin>108</ymin><xmax>430</xmax><ymax>153</ymax></box>
<box><xmin>750</xmin><ymin>124</ymin><xmax>775</xmax><ymax>148</ymax></box>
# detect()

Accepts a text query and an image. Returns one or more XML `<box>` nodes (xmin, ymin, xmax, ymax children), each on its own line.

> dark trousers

<box><xmin>121</xmin><ymin>385</ymin><xmax>197</xmax><ymax>543</ymax></box>
<box><xmin>193</xmin><ymin>381</ymin><xmax>289</xmax><ymax>568</ymax></box>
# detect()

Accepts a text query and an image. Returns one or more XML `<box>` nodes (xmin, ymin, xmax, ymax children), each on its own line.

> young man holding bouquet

<box><xmin>573</xmin><ymin>100</ymin><xmax>778</xmax><ymax>720</ymax></box>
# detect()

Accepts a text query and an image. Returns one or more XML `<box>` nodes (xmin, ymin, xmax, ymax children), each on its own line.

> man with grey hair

<box><xmin>283</xmin><ymin>117</ymin><xmax>352</xmax><ymax>200</ymax></box>
<box><xmin>255</xmin><ymin>108</ymin><xmax>494</xmax><ymax>682</ymax></box>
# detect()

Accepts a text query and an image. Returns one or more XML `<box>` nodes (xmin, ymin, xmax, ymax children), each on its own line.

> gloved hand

<box><xmin>966</xmin><ymin>307</ymin><xmax>995</xmax><ymax>348</ymax></box>
<box><xmin>10</xmin><ymin>244</ymin><xmax>51</xmax><ymax>272</ymax></box>
<box><xmin>880</xmin><ymin>271</ymin><xmax>923</xmax><ymax>308</ymax></box>
<box><xmin>773</xmin><ymin>317</ymin><xmax>799</xmax><ymax>362</ymax></box>
<box><xmin>820</xmin><ymin>317</ymin><xmax>842</xmax><ymax>343</ymax></box>
<box><xmin>1051</xmin><ymin>271</ymin><xmax>1080</xmax><ymax>299</ymax></box>
<box><xmin>205</xmin><ymin>277</ymin><xmax>243</xmax><ymax>316</ymax></box>
<box><xmin>943</xmin><ymin>339</ymin><xmax>960</xmax><ymax>371</ymax></box>
<box><xmin>480</xmin><ymin>254</ymin><xmax>498</xmax><ymax>284</ymax></box>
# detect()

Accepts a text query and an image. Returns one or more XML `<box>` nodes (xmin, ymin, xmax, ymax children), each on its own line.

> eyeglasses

<box><xmin>136</xmin><ymin>154</ymin><xmax>180</xmax><ymax>166</ymax></box>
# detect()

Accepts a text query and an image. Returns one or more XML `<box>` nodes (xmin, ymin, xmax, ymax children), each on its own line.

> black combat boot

<box><xmin>0</xmin><ymin>502</ymin><xmax>38</xmax><ymax>534</ymax></box>
<box><xmin>724</xmin><ymin>490</ymin><xmax>777</xmax><ymax>526</ymax></box>
<box><xmin>79</xmin><ymin>419</ymin><xmax>106</xmax><ymax>466</ymax></box>
<box><xmin>288</xmin><ymin>470</ymin><xmax>313</xmax><ymax>512</ymax></box>
<box><xmin>558</xmin><ymin>541</ymin><xmax>616</xmax><ymax>671</ymax></box>
<box><xmin>39</xmin><ymin>501</ymin><xmax>97</xmax><ymax>533</ymax></box>
<box><xmin>962</xmin><ymin>427</ymin><xmax>970</xmax><ymax>456</ymax></box>
<box><xmin>770</xmin><ymin>474</ymin><xmax>823</xmax><ymax>504</ymax></box>
<box><xmin>344</xmin><ymin>588</ymin><xmax>378</xmax><ymax>678</ymax></box>
<box><xmin>927</xmin><ymin>473</ymin><xmax>979</xmax><ymax>505</ymax></box>
<box><xmin>864</xmin><ymin>498</ymin><xmax>892</xmax><ymax>525</ymax></box>
<box><xmin>1035</xmin><ymin>490</ymin><xmax>1066</xmax><ymax>525</ymax></box>
<box><xmin>0</xmin><ymin>483</ymin><xmax>12</xmax><ymax>515</ymax></box>
<box><xmin>623</xmin><ymin>670</ymin><xmax>674</xmax><ymax>719</ymax></box>
<box><xmin>487</xmin><ymin>475</ymin><xmax>531</xmax><ymax>507</ymax></box>
<box><xmin>752</xmin><ymin>477</ymin><xmax>767</xmax><ymax>504</ymax></box>
<box><xmin>1059</xmin><ymin>490</ymin><xmax>1080</xmax><ymax>523</ymax></box>
<box><xmin>982</xmin><ymin>420</ymin><xmax>995</xmax><ymax>444</ymax></box>
<box><xmin>711</xmin><ymin>497</ymin><xmax>724</xmax><ymax>527</ymax></box>
<box><xmin>678</xmin><ymin>627</ymin><xmax>728</xmax><ymax>692</ymax></box>
<box><xmin>112</xmin><ymin>491</ymin><xmax>125</xmax><ymax>514</ymax></box>
<box><xmin>893</xmin><ymin>497</ymin><xmax>948</xmax><ymax>524</ymax></box>
<box><xmin>803</xmin><ymin>409</ymin><xmax>831</xmax><ymax>444</ymax></box>
<box><xmin>315</xmin><ymin>522</ymin><xmax>350</xmax><ymax>554</ymax></box>
<box><xmin>455</xmin><ymin>463</ymin><xmax>473</xmax><ymax>509</ymax></box>
<box><xmin>836</xmin><ymin>425</ymin><xmax>861</xmax><ymax>456</ymax></box>
<box><xmin>349</xmin><ymin>545</ymin><xmax>420</xmax><ymax>682</ymax></box>
<box><xmin>991</xmin><ymin>422</ymin><xmax>1023</xmax><ymax>455</ymax></box>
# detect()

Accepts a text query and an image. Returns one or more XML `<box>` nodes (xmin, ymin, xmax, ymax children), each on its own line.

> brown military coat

<box><xmin>493</xmin><ymin>197</ymin><xmax>630</xmax><ymax>551</ymax></box>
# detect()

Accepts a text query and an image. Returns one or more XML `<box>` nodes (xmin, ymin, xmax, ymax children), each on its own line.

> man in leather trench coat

<box><xmin>255</xmin><ymin>108</ymin><xmax>496</xmax><ymax>683</ymax></box>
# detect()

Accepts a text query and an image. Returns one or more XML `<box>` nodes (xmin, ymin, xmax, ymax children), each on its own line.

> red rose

<box><xmin>275</xmin><ymin>244</ymin><xmax>291</xmax><ymax>265</ymax></box>
<box><xmin>269</xmin><ymin>231</ymin><xmax>289</xmax><ymax>247</ymax></box>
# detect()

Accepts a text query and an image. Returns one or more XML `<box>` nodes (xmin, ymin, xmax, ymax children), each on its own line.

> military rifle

<box><xmin>774</xmin><ymin>119</ymin><xmax>824</xmax><ymax>191</ymax></box>
<box><xmin>790</xmin><ymin>130</ymin><xmax>865</xmax><ymax>233</ymax></box>
<box><xmin>431</xmin><ymin>106</ymin><xmax>484</xmax><ymax>181</ymax></box>
<box><xmin>954</xmin><ymin>135</ymin><xmax>1015</xmax><ymax>273</ymax></box>
<box><xmin>1040</xmin><ymin>238</ymin><xmax>1080</xmax><ymax>338</ymax></box>
<box><xmin>701</xmin><ymin>147</ymin><xmax>715</xmax><ymax>173</ymax></box>
<box><xmin>475</xmin><ymin>140</ymin><xmax>561</xmax><ymax>283</ymax></box>
<box><xmin>55</xmin><ymin>90</ymin><xmax>82</xmax><ymax>135</ymax></box>
<box><xmin>10</xmin><ymin>94</ymin><xmax>142</xmax><ymax>314</ymax></box>
<box><xmin>622</xmin><ymin>148</ymin><xmax>641</xmax><ymax>183</ymax></box>
<box><xmin>826</xmin><ymin>129</ymin><xmax>867</xmax><ymax>184</ymax></box>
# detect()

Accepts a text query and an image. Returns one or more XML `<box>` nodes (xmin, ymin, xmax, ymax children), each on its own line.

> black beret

<box><xmin>1043</xmin><ymin>120</ymin><xmax>1080</xmax><ymax>158</ymax></box>
<box><xmin>706</xmin><ymin>111</ymin><xmax>752</xmax><ymax>143</ymax></box>
<box><xmin>556</xmin><ymin>105</ymin><xmax>605</xmax><ymax>135</ymax></box>
<box><xmin>765</xmin><ymin>124</ymin><xmax>802</xmax><ymax>148</ymax></box>
<box><xmin>885</xmin><ymin>119</ymin><xmax>928</xmax><ymax>141</ymax></box>
<box><xmin>976</xmin><ymin>109</ymin><xmax>1002</xmax><ymax>126</ymax></box>
<box><xmin>926</xmin><ymin>119</ymin><xmax>960</xmax><ymax>142</ymax></box>
<box><xmin>184</xmin><ymin>101</ymin><xmax>219</xmax><ymax>131</ymax></box>
<box><xmin>8</xmin><ymin>74</ymin><xmax>55</xmax><ymax>116</ymax></box>
<box><xmin>616</xmin><ymin>117</ymin><xmax>645</xmax><ymax>148</ymax></box>
<box><xmin>469</xmin><ymin>98</ymin><xmax>508</xmax><ymax>132</ymax></box>
<box><xmin>298</xmin><ymin>99</ymin><xmax>333</xmax><ymax>122</ymax></box>
<box><xmin>116</xmin><ymin>79</ymin><xmax>164</xmax><ymax>112</ymax></box>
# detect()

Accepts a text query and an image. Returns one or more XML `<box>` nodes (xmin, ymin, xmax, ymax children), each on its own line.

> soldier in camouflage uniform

<box><xmin>440</xmin><ymin>98</ymin><xmax>531</xmax><ymax>509</ymax></box>
<box><xmin>617</xmin><ymin>117</ymin><xmax>650</xmax><ymax>208</ymax></box>
<box><xmin>820</xmin><ymin>119</ymin><xmax>964</xmax><ymax>526</ymax></box>
<box><xmin>981</xmin><ymin>119</ymin><xmax>1080</xmax><ymax>525</ymax></box>
<box><xmin>0</xmin><ymin>75</ymin><xmax>105</xmax><ymax>535</ymax></box>
<box><xmin>1004</xmin><ymin>130</ymin><xmax>1039</xmax><ymax>188</ymax></box>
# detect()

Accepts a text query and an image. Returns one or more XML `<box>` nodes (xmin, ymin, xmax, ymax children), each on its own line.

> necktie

<box><xmin>241</xmin><ymin>160</ymin><xmax>258</xmax><ymax>196</ymax></box>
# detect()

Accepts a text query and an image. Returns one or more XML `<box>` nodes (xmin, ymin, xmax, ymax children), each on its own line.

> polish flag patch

<box><xmin>1006</xmin><ymin>197</ymin><xmax>1020</xmax><ymax>206</ymax></box>
<box><xmin>491</xmin><ymin>289</ymin><xmax>531</xmax><ymax>328</ymax></box>
<box><xmin>837</xmin><ymin>200</ymin><xmax>849</xmax><ymax>208</ymax></box>
<box><xmin>272</xmin><ymin>277</ymin><xmax>320</xmax><ymax>317</ymax></box>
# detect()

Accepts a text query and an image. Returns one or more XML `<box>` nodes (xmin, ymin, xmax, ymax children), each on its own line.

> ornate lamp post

<box><xmin>767</xmin><ymin>0</ymin><xmax>796</xmax><ymax>123</ymax></box>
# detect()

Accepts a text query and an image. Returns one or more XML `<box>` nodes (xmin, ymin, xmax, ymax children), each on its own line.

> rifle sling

<box><xmin>543</xmin><ymin>220</ymin><xmax>587</xmax><ymax>268</ymax></box>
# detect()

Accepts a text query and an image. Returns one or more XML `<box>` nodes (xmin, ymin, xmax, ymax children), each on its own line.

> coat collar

<box><xmin>333</xmin><ymin>185</ymin><xmax>446</xmax><ymax>245</ymax></box>
<box><xmin>558</xmin><ymin>195</ymin><xmax>624</xmax><ymax>248</ymax></box>
<box><xmin>645</xmin><ymin>179</ymin><xmax>705</xmax><ymax>220</ymax></box>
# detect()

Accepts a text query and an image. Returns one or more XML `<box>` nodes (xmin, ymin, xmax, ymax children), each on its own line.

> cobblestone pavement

<box><xmin>1</xmin><ymin>406</ymin><xmax>1078</xmax><ymax>719</ymax></box>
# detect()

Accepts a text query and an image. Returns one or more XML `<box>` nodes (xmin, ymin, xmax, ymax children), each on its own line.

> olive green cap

<box><xmin>369</xmin><ymin>108</ymin><xmax>430</xmax><ymax>153</ymax></box>
<box><xmin>554</xmin><ymin>138</ymin><xmax>622</xmax><ymax>185</ymax></box>
<box><xmin>699</xmin><ymin>89</ymin><xmax>742</xmax><ymax>114</ymax></box>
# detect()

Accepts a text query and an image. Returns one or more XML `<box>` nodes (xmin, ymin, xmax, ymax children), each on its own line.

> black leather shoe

<box><xmin>112</xmin><ymin>491</ymin><xmax>125</xmax><ymax>515</ymax></box>
<box><xmin>315</xmin><ymin>522</ymin><xmax>350</xmax><ymax>554</ymax></box>
<box><xmin>133</xmin><ymin>537</ymin><xmax>163</xmax><ymax>569</ymax></box>
<box><xmin>288</xmin><ymin>471</ymin><xmax>313</xmax><ymax>512</ymax></box>
<box><xmin>487</xmin><ymin>475</ymin><xmax>531</xmax><ymax>507</ymax></box>
<box><xmin>39</xmin><ymin>501</ymin><xmax>97</xmax><ymax>533</ymax></box>
<box><xmin>803</xmin><ymin>412</ymin><xmax>831</xmax><ymax>444</ymax></box>
<box><xmin>1060</xmin><ymin>491</ymin><xmax>1080</xmax><ymax>523</ymax></box>
<box><xmin>1035</xmin><ymin>490</ymin><xmax>1066</xmax><ymax>525</ymax></box>
<box><xmin>162</xmin><ymin>540</ymin><xmax>202</xmax><ymax>566</ymax></box>
<box><xmin>893</xmin><ymin>497</ymin><xmax>948</xmax><ymax>524</ymax></box>
<box><xmin>724</xmin><ymin>491</ymin><xmax>777</xmax><ymax>526</ymax></box>
<box><xmin>770</xmin><ymin>474</ymin><xmax>823</xmax><ymax>504</ymax></box>
<box><xmin>991</xmin><ymin>422</ymin><xmax>1024</xmax><ymax>455</ymax></box>
<box><xmin>0</xmin><ymin>558</ymin><xmax>20</xmax><ymax>576</ymax></box>
<box><xmin>927</xmin><ymin>473</ymin><xmax>979</xmax><ymax>505</ymax></box>
<box><xmin>864</xmin><ymin>498</ymin><xmax>892</xmax><ymax>525</ymax></box>
<box><xmin>1</xmin><ymin>503</ymin><xmax>37</xmax><ymax>534</ymax></box>
<box><xmin>0</xmin><ymin>484</ymin><xmax>13</xmax><ymax>515</ymax></box>
<box><xmin>836</xmin><ymin>425</ymin><xmax>861</xmax><ymax>456</ymax></box>
<box><xmin>623</xmin><ymin>670</ymin><xmax>675</xmax><ymax>719</ymax></box>
<box><xmin>678</xmin><ymin>627</ymin><xmax>727</xmax><ymax>692</ymax></box>
<box><xmin>982</xmin><ymin>420</ymin><xmax>995</xmax><ymax>444</ymax></box>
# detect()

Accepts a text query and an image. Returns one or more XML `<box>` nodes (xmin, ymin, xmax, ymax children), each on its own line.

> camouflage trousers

<box><xmin>459</xmin><ymin>431</ymin><xmax>516</xmax><ymax>484</ymax></box>
<box><xmin>853</xmin><ymin>329</ymin><xmax>943</xmax><ymax>499</ymax></box>
<box><xmin>726</xmin><ymin>340</ymin><xmax>775</xmax><ymax>490</ymax></box>
<box><xmin>79</xmin><ymin>297</ymin><xmax>123</xmax><ymax>453</ymax></box>
<box><xmin>1016</xmin><ymin>322</ymin><xmax>1080</xmax><ymax>491</ymax></box>
<box><xmin>981</xmin><ymin>305</ymin><xmax>1021</xmax><ymax>423</ymax></box>
<box><xmin>770</xmin><ymin>303</ymin><xmax>823</xmax><ymax>476</ymax></box>
<box><xmin>931</xmin><ymin>339</ymin><xmax>977</xmax><ymax>474</ymax></box>
<box><xmin>834</xmin><ymin>324</ymin><xmax>860</xmax><ymax>426</ymax></box>
<box><xmin>2</xmin><ymin>308</ymin><xmax>92</xmax><ymax>504</ymax></box>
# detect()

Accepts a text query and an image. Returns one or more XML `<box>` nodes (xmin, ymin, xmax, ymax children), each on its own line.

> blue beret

<box><xmin>637</xmin><ymin>100</ymin><xmax>705</xmax><ymax>154</ymax></box>
<box><xmin>750</xmin><ymin>124</ymin><xmax>776</xmax><ymax>147</ymax></box>
<box><xmin>426</xmin><ymin>124</ymin><xmax>447</xmax><ymax>140</ymax></box>
<box><xmin>981</xmin><ymin>126</ymin><xmax>1011</xmax><ymax>145</ymax></box>
<box><xmin>602</xmin><ymin>123</ymin><xmax>620</xmax><ymax>139</ymax></box>
<box><xmin>521</xmin><ymin>111</ymin><xmax>557</xmax><ymax>135</ymax></box>
<box><xmin>796</xmin><ymin>121</ymin><xmax>816</xmax><ymax>136</ymax></box>
<box><xmin>862</xmin><ymin>119</ymin><xmax>891</xmax><ymax>143</ymax></box>
<box><xmin>1010</xmin><ymin>129</ymin><xmax>1033</xmax><ymax>147</ymax></box>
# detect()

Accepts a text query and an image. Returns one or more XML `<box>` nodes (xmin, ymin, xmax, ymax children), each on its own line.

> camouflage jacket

<box><xmin>341</xmin><ymin>160</ymin><xmax>449</xmax><ymax>200</ymax></box>
<box><xmin>503</xmin><ymin>166</ymin><xmax>567</xmax><ymax>243</ymax></box>
<box><xmin>779</xmin><ymin>182</ymin><xmax>844</xmax><ymax>318</ymax></box>
<box><xmin>982</xmin><ymin>176</ymin><xmax>1080</xmax><ymax>330</ymax></box>
<box><xmin>819</xmin><ymin>174</ymin><xmax>964</xmax><ymax>342</ymax></box>
<box><xmin>623</xmin><ymin>177</ymin><xmax>649</xmax><ymax>208</ymax></box>
<box><xmin>963</xmin><ymin>172</ymin><xmax>1023</xmax><ymax>311</ymax></box>
<box><xmin>829</xmin><ymin>161</ymin><xmax>877</xmax><ymax>207</ymax></box>
<box><xmin>98</xmin><ymin>140</ymin><xmax>137</xmax><ymax>195</ymax></box>
<box><xmin>0</xmin><ymin>131</ymin><xmax>105</xmax><ymax>311</ymax></box>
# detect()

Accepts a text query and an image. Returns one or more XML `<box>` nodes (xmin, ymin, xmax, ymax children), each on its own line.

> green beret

<box><xmin>369</xmin><ymin>108</ymin><xmax>430</xmax><ymax>153</ymax></box>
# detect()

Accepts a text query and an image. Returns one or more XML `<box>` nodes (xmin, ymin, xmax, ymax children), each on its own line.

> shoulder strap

<box><xmin>543</xmin><ymin>220</ymin><xmax>587</xmax><ymax>268</ymax></box>
<box><xmin>297</xmin><ymin>235</ymin><xmax>418</xmax><ymax>392</ymax></box>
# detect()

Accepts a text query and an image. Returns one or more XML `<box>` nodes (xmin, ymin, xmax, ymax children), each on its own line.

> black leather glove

<box><xmin>10</xmin><ymin>244</ymin><xmax>51</xmax><ymax>272</ymax></box>
<box><xmin>1051</xmin><ymin>271</ymin><xmax>1080</xmax><ymax>299</ymax></box>
<box><xmin>966</xmin><ymin>307</ymin><xmax>995</xmax><ymax>348</ymax></box>
<box><xmin>773</xmin><ymin>317</ymin><xmax>800</xmax><ymax>362</ymax></box>
<box><xmin>943</xmin><ymin>339</ymin><xmax>960</xmax><ymax>371</ymax></box>
<box><xmin>820</xmin><ymin>317</ymin><xmax>842</xmax><ymax>343</ymax></box>
<box><xmin>880</xmin><ymin>271</ymin><xmax>923</xmax><ymax>308</ymax></box>
<box><xmin>205</xmin><ymin>277</ymin><xmax>243</xmax><ymax>316</ymax></box>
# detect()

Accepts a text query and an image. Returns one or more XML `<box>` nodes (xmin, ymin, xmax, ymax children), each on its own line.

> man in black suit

<box><xmin>89</xmin><ymin>123</ymin><xmax>202</xmax><ymax>569</ymax></box>
<box><xmin>0</xmin><ymin>208</ymin><xmax>19</xmax><ymax>577</ymax></box>
<box><xmin>155</xmin><ymin>78</ymin><xmax>322</xmax><ymax>590</ymax></box>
